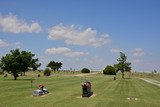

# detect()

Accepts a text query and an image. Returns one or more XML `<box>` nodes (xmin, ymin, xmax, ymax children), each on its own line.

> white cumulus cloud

<box><xmin>110</xmin><ymin>48</ymin><xmax>122</xmax><ymax>53</ymax></box>
<box><xmin>45</xmin><ymin>47</ymin><xmax>88</xmax><ymax>57</ymax></box>
<box><xmin>65</xmin><ymin>52</ymin><xmax>88</xmax><ymax>57</ymax></box>
<box><xmin>132</xmin><ymin>48</ymin><xmax>144</xmax><ymax>57</ymax></box>
<box><xmin>0</xmin><ymin>39</ymin><xmax>8</xmax><ymax>48</ymax></box>
<box><xmin>0</xmin><ymin>14</ymin><xmax>42</xmax><ymax>34</ymax></box>
<box><xmin>48</xmin><ymin>24</ymin><xmax>111</xmax><ymax>47</ymax></box>
<box><xmin>45</xmin><ymin>47</ymin><xmax>71</xmax><ymax>55</ymax></box>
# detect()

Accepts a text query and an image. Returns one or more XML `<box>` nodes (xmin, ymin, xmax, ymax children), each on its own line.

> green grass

<box><xmin>133</xmin><ymin>72</ymin><xmax>160</xmax><ymax>81</ymax></box>
<box><xmin>0</xmin><ymin>72</ymin><xmax>160</xmax><ymax>107</ymax></box>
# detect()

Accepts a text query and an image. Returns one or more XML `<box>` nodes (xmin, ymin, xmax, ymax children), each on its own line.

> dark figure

<box><xmin>81</xmin><ymin>81</ymin><xmax>93</xmax><ymax>97</ymax></box>
<box><xmin>39</xmin><ymin>84</ymin><xmax>45</xmax><ymax>92</ymax></box>
<box><xmin>82</xmin><ymin>84</ymin><xmax>88</xmax><ymax>94</ymax></box>
<box><xmin>38</xmin><ymin>74</ymin><xmax>40</xmax><ymax>77</ymax></box>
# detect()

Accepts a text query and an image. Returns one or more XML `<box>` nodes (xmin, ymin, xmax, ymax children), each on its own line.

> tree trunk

<box><xmin>53</xmin><ymin>68</ymin><xmax>56</xmax><ymax>73</ymax></box>
<box><xmin>122</xmin><ymin>73</ymin><xmax>124</xmax><ymax>79</ymax></box>
<box><xmin>121</xmin><ymin>69</ymin><xmax>124</xmax><ymax>79</ymax></box>
<box><xmin>13</xmin><ymin>73</ymin><xmax>18</xmax><ymax>80</ymax></box>
<box><xmin>14</xmin><ymin>76</ymin><xmax>17</xmax><ymax>80</ymax></box>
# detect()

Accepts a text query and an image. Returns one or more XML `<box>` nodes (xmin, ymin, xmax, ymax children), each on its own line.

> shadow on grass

<box><xmin>2</xmin><ymin>78</ymin><xmax>36</xmax><ymax>81</ymax></box>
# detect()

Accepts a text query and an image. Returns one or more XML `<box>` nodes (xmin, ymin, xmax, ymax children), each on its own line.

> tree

<box><xmin>55</xmin><ymin>62</ymin><xmax>62</xmax><ymax>71</ymax></box>
<box><xmin>47</xmin><ymin>61</ymin><xmax>56</xmax><ymax>71</ymax></box>
<box><xmin>114</xmin><ymin>52</ymin><xmax>131</xmax><ymax>78</ymax></box>
<box><xmin>103</xmin><ymin>65</ymin><xmax>116</xmax><ymax>75</ymax></box>
<box><xmin>47</xmin><ymin>61</ymin><xmax>62</xmax><ymax>72</ymax></box>
<box><xmin>30</xmin><ymin>58</ymin><xmax>41</xmax><ymax>71</ymax></box>
<box><xmin>81</xmin><ymin>68</ymin><xmax>90</xmax><ymax>73</ymax></box>
<box><xmin>43</xmin><ymin>68</ymin><xmax>51</xmax><ymax>76</ymax></box>
<box><xmin>0</xmin><ymin>49</ymin><xmax>41</xmax><ymax>80</ymax></box>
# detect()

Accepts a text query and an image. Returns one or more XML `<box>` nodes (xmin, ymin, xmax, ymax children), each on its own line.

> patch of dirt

<box><xmin>76</xmin><ymin>94</ymin><xmax>96</xmax><ymax>98</ymax></box>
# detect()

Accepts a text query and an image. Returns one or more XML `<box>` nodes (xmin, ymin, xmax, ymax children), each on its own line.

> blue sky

<box><xmin>0</xmin><ymin>0</ymin><xmax>160</xmax><ymax>72</ymax></box>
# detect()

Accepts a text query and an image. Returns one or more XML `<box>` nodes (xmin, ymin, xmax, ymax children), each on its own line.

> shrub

<box><xmin>44</xmin><ymin>68</ymin><xmax>51</xmax><ymax>76</ymax></box>
<box><xmin>81</xmin><ymin>68</ymin><xmax>90</xmax><ymax>73</ymax></box>
<box><xmin>38</xmin><ymin>74</ymin><xmax>40</xmax><ymax>77</ymax></box>
<box><xmin>103</xmin><ymin>65</ymin><xmax>116</xmax><ymax>75</ymax></box>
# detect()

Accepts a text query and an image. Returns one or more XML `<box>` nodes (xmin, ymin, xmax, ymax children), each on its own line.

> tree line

<box><xmin>0</xmin><ymin>49</ymin><xmax>62</xmax><ymax>80</ymax></box>
<box><xmin>0</xmin><ymin>49</ymin><xmax>132</xmax><ymax>80</ymax></box>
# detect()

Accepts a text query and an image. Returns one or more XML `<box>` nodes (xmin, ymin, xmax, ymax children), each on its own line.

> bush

<box><xmin>81</xmin><ymin>68</ymin><xmax>90</xmax><ymax>73</ymax></box>
<box><xmin>38</xmin><ymin>74</ymin><xmax>40</xmax><ymax>77</ymax></box>
<box><xmin>103</xmin><ymin>65</ymin><xmax>116</xmax><ymax>75</ymax></box>
<box><xmin>44</xmin><ymin>68</ymin><xmax>51</xmax><ymax>76</ymax></box>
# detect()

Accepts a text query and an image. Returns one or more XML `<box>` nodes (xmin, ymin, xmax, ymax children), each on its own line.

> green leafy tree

<box><xmin>55</xmin><ymin>62</ymin><xmax>62</xmax><ymax>71</ymax></box>
<box><xmin>103</xmin><ymin>65</ymin><xmax>116</xmax><ymax>75</ymax></box>
<box><xmin>47</xmin><ymin>61</ymin><xmax>62</xmax><ymax>72</ymax></box>
<box><xmin>81</xmin><ymin>68</ymin><xmax>90</xmax><ymax>73</ymax></box>
<box><xmin>0</xmin><ymin>49</ymin><xmax>41</xmax><ymax>80</ymax></box>
<box><xmin>114</xmin><ymin>52</ymin><xmax>131</xmax><ymax>78</ymax></box>
<box><xmin>30</xmin><ymin>58</ymin><xmax>41</xmax><ymax>71</ymax></box>
<box><xmin>47</xmin><ymin>61</ymin><xmax>56</xmax><ymax>71</ymax></box>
